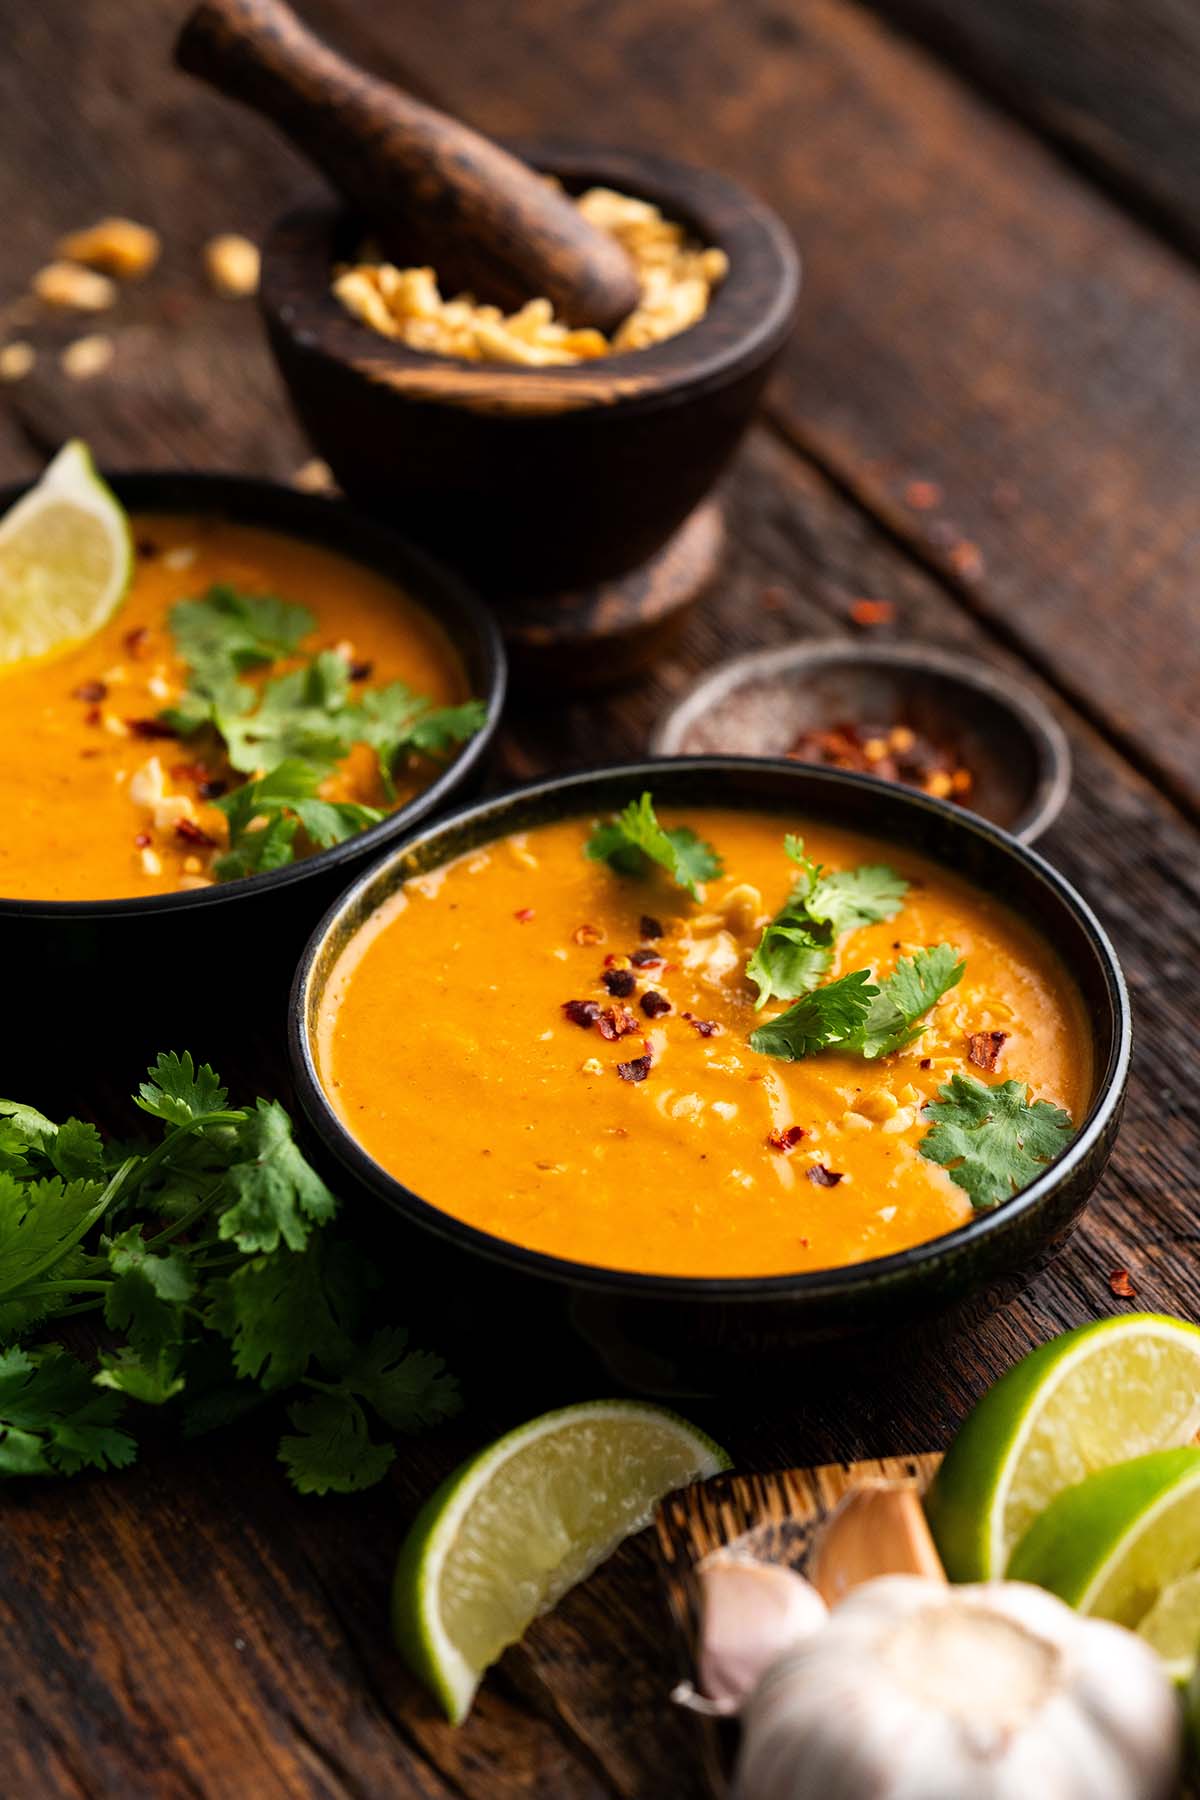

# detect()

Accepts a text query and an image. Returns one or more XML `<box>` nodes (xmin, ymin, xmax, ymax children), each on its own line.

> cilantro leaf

<box><xmin>167</xmin><ymin>585</ymin><xmax>315</xmax><ymax>683</ymax></box>
<box><xmin>746</xmin><ymin>837</ymin><xmax>908</xmax><ymax>1009</ymax></box>
<box><xmin>585</xmin><ymin>792</ymin><xmax>723</xmax><ymax>900</ymax></box>
<box><xmin>919</xmin><ymin>1073</ymin><xmax>1076</xmax><ymax>1208</ymax></box>
<box><xmin>0</xmin><ymin>1102</ymin><xmax>108</xmax><ymax>1181</ymax></box>
<box><xmin>848</xmin><ymin>944</ymin><xmax>965</xmax><ymax>1059</ymax></box>
<box><xmin>215</xmin><ymin>1100</ymin><xmax>338</xmax><ymax>1254</ymax></box>
<box><xmin>218</xmin><ymin>651</ymin><xmax>356</xmax><ymax>777</ymax></box>
<box><xmin>94</xmin><ymin>1347</ymin><xmax>187</xmax><ymax>1406</ymax></box>
<box><xmin>136</xmin><ymin>1051</ymin><xmax>229</xmax><ymax>1126</ymax></box>
<box><xmin>213</xmin><ymin>761</ymin><xmax>383</xmax><ymax>883</ymax></box>
<box><xmin>350</xmin><ymin>688</ymin><xmax>487</xmax><ymax>795</ymax></box>
<box><xmin>0</xmin><ymin>1346</ymin><xmax>136</xmax><ymax>1475</ymax></box>
<box><xmin>102</xmin><ymin>1226</ymin><xmax>193</xmax><ymax>1378</ymax></box>
<box><xmin>0</xmin><ymin>1172</ymin><xmax>114</xmax><ymax>1301</ymax></box>
<box><xmin>203</xmin><ymin>1238</ymin><xmax>360</xmax><ymax>1392</ymax></box>
<box><xmin>278</xmin><ymin>1390</ymin><xmax>396</xmax><ymax>1495</ymax></box>
<box><xmin>749</xmin><ymin>968</ymin><xmax>879</xmax><ymax>1061</ymax></box>
<box><xmin>330</xmin><ymin>1326</ymin><xmax>462</xmax><ymax>1432</ymax></box>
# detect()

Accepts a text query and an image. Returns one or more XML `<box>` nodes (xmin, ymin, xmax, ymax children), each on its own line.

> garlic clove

<box><xmin>807</xmin><ymin>1479</ymin><xmax>946</xmax><ymax>1607</ymax></box>
<box><xmin>696</xmin><ymin>1553</ymin><xmax>827</xmax><ymax>1710</ymax></box>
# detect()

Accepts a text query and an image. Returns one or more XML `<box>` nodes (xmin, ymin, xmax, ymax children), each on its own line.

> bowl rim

<box><xmin>651</xmin><ymin>639</ymin><xmax>1073</xmax><ymax>845</ymax></box>
<box><xmin>260</xmin><ymin>141</ymin><xmax>801</xmax><ymax>412</ymax></box>
<box><xmin>0</xmin><ymin>468</ymin><xmax>506</xmax><ymax>919</ymax></box>
<box><xmin>289</xmin><ymin>755</ymin><xmax>1130</xmax><ymax>1302</ymax></box>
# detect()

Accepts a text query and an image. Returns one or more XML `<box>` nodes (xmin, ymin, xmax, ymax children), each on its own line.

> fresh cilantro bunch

<box><xmin>748</xmin><ymin>944</ymin><xmax>963</xmax><ymax>1061</ymax></box>
<box><xmin>746</xmin><ymin>836</ymin><xmax>908</xmax><ymax>1008</ymax></box>
<box><xmin>919</xmin><ymin>1073</ymin><xmax>1075</xmax><ymax>1208</ymax></box>
<box><xmin>0</xmin><ymin>1054</ymin><xmax>460</xmax><ymax>1490</ymax></box>
<box><xmin>585</xmin><ymin>792</ymin><xmax>723</xmax><ymax>900</ymax></box>
<box><xmin>162</xmin><ymin>585</ymin><xmax>486</xmax><ymax>880</ymax></box>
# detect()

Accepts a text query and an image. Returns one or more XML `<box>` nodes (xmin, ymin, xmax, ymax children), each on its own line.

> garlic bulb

<box><xmin>734</xmin><ymin>1575</ymin><xmax>1180</xmax><ymax>1800</ymax></box>
<box><xmin>695</xmin><ymin>1555</ymin><xmax>828</xmax><ymax>1710</ymax></box>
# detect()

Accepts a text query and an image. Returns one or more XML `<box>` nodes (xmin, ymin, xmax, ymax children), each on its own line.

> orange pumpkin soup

<box><xmin>0</xmin><ymin>516</ymin><xmax>473</xmax><ymax>900</ymax></box>
<box><xmin>318</xmin><ymin>810</ymin><xmax>1091</xmax><ymax>1278</ymax></box>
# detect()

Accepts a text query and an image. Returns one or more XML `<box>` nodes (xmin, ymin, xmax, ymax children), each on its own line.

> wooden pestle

<box><xmin>175</xmin><ymin>0</ymin><xmax>641</xmax><ymax>332</ymax></box>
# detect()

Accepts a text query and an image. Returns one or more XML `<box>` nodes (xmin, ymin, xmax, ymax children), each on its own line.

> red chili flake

<box><xmin>84</xmin><ymin>705</ymin><xmax>102</xmax><ymax>727</ymax></box>
<box><xmin>616</xmin><ymin>1055</ymin><xmax>652</xmax><ymax>1084</ymax></box>
<box><xmin>807</xmin><ymin>1165</ymin><xmax>844</xmax><ymax>1187</ymax></box>
<box><xmin>905</xmin><ymin>479</ymin><xmax>943</xmax><ymax>511</ymax></box>
<box><xmin>850</xmin><ymin>599</ymin><xmax>896</xmax><ymax>627</ymax></box>
<box><xmin>123</xmin><ymin>625</ymin><xmax>151</xmax><ymax>657</ymax></box>
<box><xmin>171</xmin><ymin>760</ymin><xmax>211</xmax><ymax>785</ymax></box>
<box><xmin>639</xmin><ymin>915</ymin><xmax>664</xmax><ymax>940</ymax></box>
<box><xmin>597</xmin><ymin>1006</ymin><xmax>639</xmax><ymax>1041</ymax></box>
<box><xmin>920</xmin><ymin>1057</ymin><xmax>933</xmax><ymax>1070</ymax></box>
<box><xmin>603</xmin><ymin>968</ymin><xmax>637</xmax><ymax>998</ymax></box>
<box><xmin>630</xmin><ymin>947</ymin><xmax>664</xmax><ymax>968</ymax></box>
<box><xmin>767</xmin><ymin>1126</ymin><xmax>806</xmax><ymax>1153</ymax></box>
<box><xmin>948</xmin><ymin>539</ymin><xmax>985</xmax><ymax>579</ymax></box>
<box><xmin>134</xmin><ymin>831</ymin><xmax>152</xmax><ymax>849</ymax></box>
<box><xmin>690</xmin><ymin>1018</ymin><xmax>721</xmax><ymax>1038</ymax></box>
<box><xmin>72</xmin><ymin>679</ymin><xmax>107</xmax><ymax>703</ymax></box>
<box><xmin>200</xmin><ymin>778</ymin><xmax>226</xmax><ymax>799</ymax></box>
<box><xmin>640</xmin><ymin>990</ymin><xmax>672</xmax><ymax>1019</ymax></box>
<box><xmin>125</xmin><ymin>717</ymin><xmax>179</xmax><ymax>739</ymax></box>
<box><xmin>136</xmin><ymin>538</ymin><xmax>159</xmax><ymax>559</ymax></box>
<box><xmin>562</xmin><ymin>1000</ymin><xmax>602</xmax><ymax>1029</ymax></box>
<box><xmin>513</xmin><ymin>907</ymin><xmax>536</xmax><ymax>923</ymax></box>
<box><xmin>1109</xmin><ymin>1268</ymin><xmax>1136</xmax><ymax>1298</ymax></box>
<box><xmin>573</xmin><ymin>922</ymin><xmax>605</xmax><ymax>946</ymax></box>
<box><xmin>175</xmin><ymin>818</ymin><xmax>216</xmax><ymax>847</ymax></box>
<box><xmin>967</xmin><ymin>1030</ymin><xmax>1009</xmax><ymax>1073</ymax></box>
<box><xmin>349</xmin><ymin>659</ymin><xmax>374</xmax><ymax>681</ymax></box>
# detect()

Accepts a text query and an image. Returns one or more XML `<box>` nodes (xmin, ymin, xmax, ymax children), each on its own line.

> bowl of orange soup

<box><xmin>0</xmin><ymin>471</ymin><xmax>503</xmax><ymax>1091</ymax></box>
<box><xmin>290</xmin><ymin>760</ymin><xmax>1129</xmax><ymax>1391</ymax></box>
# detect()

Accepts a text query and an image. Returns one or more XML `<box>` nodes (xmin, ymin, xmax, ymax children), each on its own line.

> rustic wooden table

<box><xmin>3</xmin><ymin>2</ymin><xmax>1199</xmax><ymax>1794</ymax></box>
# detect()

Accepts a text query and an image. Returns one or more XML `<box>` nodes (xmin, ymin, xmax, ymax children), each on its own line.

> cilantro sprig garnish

<box><xmin>746</xmin><ymin>836</ymin><xmax>908</xmax><ymax>1009</ymax></box>
<box><xmin>162</xmin><ymin>585</ymin><xmax>486</xmax><ymax>880</ymax></box>
<box><xmin>748</xmin><ymin>944</ymin><xmax>963</xmax><ymax>1062</ymax></box>
<box><xmin>918</xmin><ymin>1073</ymin><xmax>1075</xmax><ymax>1208</ymax></box>
<box><xmin>585</xmin><ymin>792</ymin><xmax>723</xmax><ymax>900</ymax></box>
<box><xmin>0</xmin><ymin>1053</ymin><xmax>460</xmax><ymax>1490</ymax></box>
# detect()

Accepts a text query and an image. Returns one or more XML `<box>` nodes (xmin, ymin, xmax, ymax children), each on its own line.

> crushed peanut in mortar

<box><xmin>331</xmin><ymin>187</ymin><xmax>728</xmax><ymax>366</ymax></box>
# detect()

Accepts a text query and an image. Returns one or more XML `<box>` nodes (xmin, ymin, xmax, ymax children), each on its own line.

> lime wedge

<box><xmin>1009</xmin><ymin>1447</ymin><xmax>1200</xmax><ymax>1680</ymax></box>
<box><xmin>392</xmin><ymin>1399</ymin><xmax>729</xmax><ymax>1723</ymax></box>
<box><xmin>926</xmin><ymin>1315</ymin><xmax>1200</xmax><ymax>1579</ymax></box>
<box><xmin>0</xmin><ymin>439</ymin><xmax>132</xmax><ymax>666</ymax></box>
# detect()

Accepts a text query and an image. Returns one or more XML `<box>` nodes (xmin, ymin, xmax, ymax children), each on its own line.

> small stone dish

<box><xmin>650</xmin><ymin>641</ymin><xmax>1071</xmax><ymax>845</ymax></box>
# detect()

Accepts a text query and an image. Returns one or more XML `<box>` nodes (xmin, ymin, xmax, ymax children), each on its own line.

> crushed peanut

<box><xmin>0</xmin><ymin>342</ymin><xmax>34</xmax><ymax>383</ymax></box>
<box><xmin>204</xmin><ymin>233</ymin><xmax>261</xmax><ymax>298</ymax></box>
<box><xmin>332</xmin><ymin>186</ymin><xmax>728</xmax><ymax>365</ymax></box>
<box><xmin>60</xmin><ymin>334</ymin><xmax>115</xmax><ymax>380</ymax></box>
<box><xmin>56</xmin><ymin>218</ymin><xmax>160</xmax><ymax>281</ymax></box>
<box><xmin>33</xmin><ymin>262</ymin><xmax>118</xmax><ymax>311</ymax></box>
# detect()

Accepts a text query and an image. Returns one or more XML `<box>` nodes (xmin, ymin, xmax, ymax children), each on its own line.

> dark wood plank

<box><xmin>312</xmin><ymin>0</ymin><xmax>1200</xmax><ymax>816</ymax></box>
<box><xmin>858</xmin><ymin>0</ymin><xmax>1200</xmax><ymax>261</ymax></box>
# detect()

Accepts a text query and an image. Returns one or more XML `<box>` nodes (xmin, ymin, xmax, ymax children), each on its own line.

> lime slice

<box><xmin>925</xmin><ymin>1314</ymin><xmax>1200</xmax><ymax>1579</ymax></box>
<box><xmin>1137</xmin><ymin>1568</ymin><xmax>1200</xmax><ymax>1681</ymax></box>
<box><xmin>0</xmin><ymin>439</ymin><xmax>132</xmax><ymax>666</ymax></box>
<box><xmin>392</xmin><ymin>1399</ymin><xmax>729</xmax><ymax>1723</ymax></box>
<box><xmin>1009</xmin><ymin>1447</ymin><xmax>1200</xmax><ymax>1679</ymax></box>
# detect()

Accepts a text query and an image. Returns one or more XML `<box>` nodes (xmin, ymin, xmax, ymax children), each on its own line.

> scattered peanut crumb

<box><xmin>293</xmin><ymin>457</ymin><xmax>335</xmax><ymax>494</ymax></box>
<box><xmin>177</xmin><ymin>873</ymin><xmax>214</xmax><ymax>891</ymax></box>
<box><xmin>0</xmin><ymin>341</ymin><xmax>35</xmax><ymax>383</ymax></box>
<box><xmin>204</xmin><ymin>234</ymin><xmax>260</xmax><ymax>298</ymax></box>
<box><xmin>56</xmin><ymin>218</ymin><xmax>160</xmax><ymax>280</ymax></box>
<box><xmin>60</xmin><ymin>334</ymin><xmax>115</xmax><ymax>380</ymax></box>
<box><xmin>139</xmin><ymin>846</ymin><xmax>163</xmax><ymax>877</ymax></box>
<box><xmin>333</xmin><ymin>186</ymin><xmax>728</xmax><ymax>365</ymax></box>
<box><xmin>163</xmin><ymin>545</ymin><xmax>197</xmax><ymax>571</ymax></box>
<box><xmin>33</xmin><ymin>261</ymin><xmax>118</xmax><ymax>311</ymax></box>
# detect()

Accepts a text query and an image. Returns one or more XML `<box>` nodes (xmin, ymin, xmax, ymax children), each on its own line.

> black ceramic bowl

<box><xmin>0</xmin><ymin>471</ymin><xmax>505</xmax><ymax>1098</ymax></box>
<box><xmin>290</xmin><ymin>759</ymin><xmax>1129</xmax><ymax>1396</ymax></box>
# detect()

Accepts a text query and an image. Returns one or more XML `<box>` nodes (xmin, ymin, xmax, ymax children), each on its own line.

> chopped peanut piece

<box><xmin>56</xmin><ymin>218</ymin><xmax>160</xmax><ymax>280</ymax></box>
<box><xmin>204</xmin><ymin>234</ymin><xmax>260</xmax><ymax>298</ymax></box>
<box><xmin>60</xmin><ymin>334</ymin><xmax>115</xmax><ymax>380</ymax></box>
<box><xmin>0</xmin><ymin>342</ymin><xmax>34</xmax><ymax>382</ymax></box>
<box><xmin>33</xmin><ymin>261</ymin><xmax>118</xmax><ymax>311</ymax></box>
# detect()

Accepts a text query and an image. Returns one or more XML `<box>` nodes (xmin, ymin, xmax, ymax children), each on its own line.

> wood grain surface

<box><xmin>2</xmin><ymin>2</ymin><xmax>1199</xmax><ymax>1796</ymax></box>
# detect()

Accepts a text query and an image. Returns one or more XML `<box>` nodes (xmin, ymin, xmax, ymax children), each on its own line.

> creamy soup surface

<box><xmin>319</xmin><ymin>810</ymin><xmax>1091</xmax><ymax>1278</ymax></box>
<box><xmin>0</xmin><ymin>515</ymin><xmax>469</xmax><ymax>901</ymax></box>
